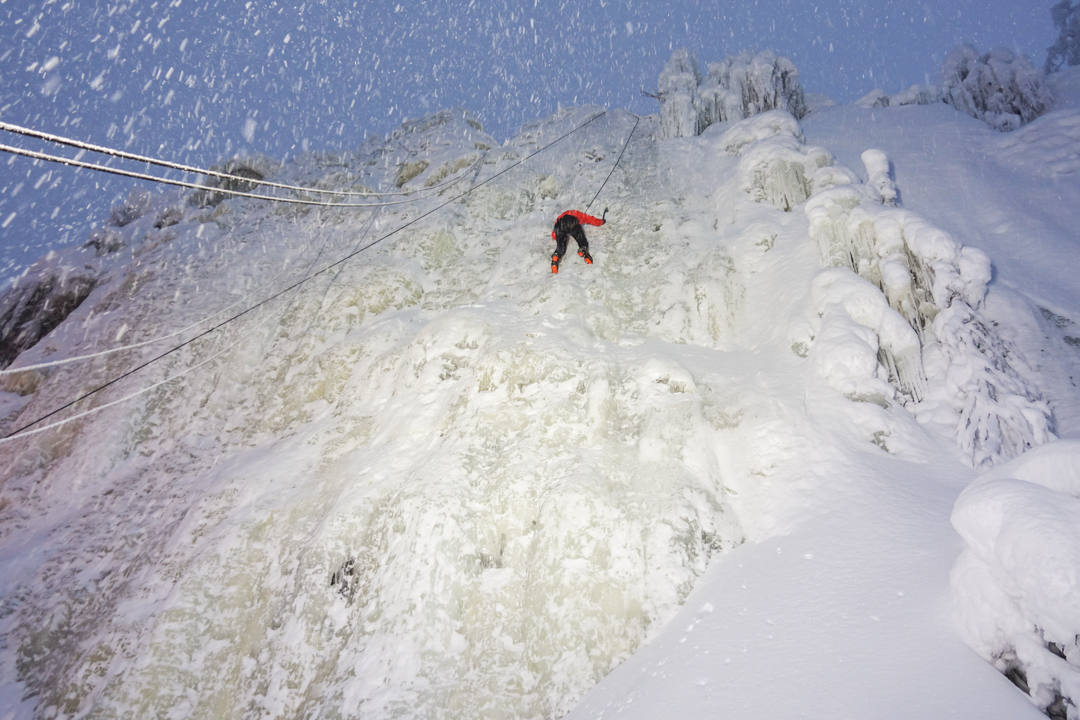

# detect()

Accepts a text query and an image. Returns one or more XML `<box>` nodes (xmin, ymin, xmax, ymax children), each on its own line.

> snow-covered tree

<box><xmin>1046</xmin><ymin>0</ymin><xmax>1080</xmax><ymax>73</ymax></box>
<box><xmin>658</xmin><ymin>50</ymin><xmax>807</xmax><ymax>139</ymax></box>
<box><xmin>942</xmin><ymin>45</ymin><xmax>1053</xmax><ymax>131</ymax></box>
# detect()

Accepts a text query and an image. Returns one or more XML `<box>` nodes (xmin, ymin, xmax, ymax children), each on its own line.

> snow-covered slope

<box><xmin>1</xmin><ymin>77</ymin><xmax>1078</xmax><ymax>720</ymax></box>
<box><xmin>571</xmin><ymin>73</ymin><xmax>1080</xmax><ymax>720</ymax></box>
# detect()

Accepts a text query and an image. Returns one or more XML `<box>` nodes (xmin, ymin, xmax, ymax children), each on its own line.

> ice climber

<box><xmin>550</xmin><ymin>208</ymin><xmax>607</xmax><ymax>274</ymax></box>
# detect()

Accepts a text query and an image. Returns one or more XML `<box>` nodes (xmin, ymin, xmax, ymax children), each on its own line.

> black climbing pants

<box><xmin>552</xmin><ymin>214</ymin><xmax>588</xmax><ymax>260</ymax></box>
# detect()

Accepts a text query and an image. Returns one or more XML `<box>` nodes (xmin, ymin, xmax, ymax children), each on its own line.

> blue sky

<box><xmin>0</xmin><ymin>0</ymin><xmax>1056</xmax><ymax>278</ymax></box>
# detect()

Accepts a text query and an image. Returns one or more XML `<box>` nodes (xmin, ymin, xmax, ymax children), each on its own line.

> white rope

<box><xmin>0</xmin><ymin>142</ymin><xmax>474</xmax><ymax>208</ymax></box>
<box><xmin>0</xmin><ymin>119</ymin><xmax>486</xmax><ymax>198</ymax></box>
<box><xmin>0</xmin><ymin>336</ymin><xmax>237</xmax><ymax>444</ymax></box>
<box><xmin>0</xmin><ymin>263</ymin><xmax>293</xmax><ymax>375</ymax></box>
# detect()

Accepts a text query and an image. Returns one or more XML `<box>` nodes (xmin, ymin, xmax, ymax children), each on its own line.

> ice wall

<box><xmin>0</xmin><ymin>109</ymin><xmax>751</xmax><ymax>720</ymax></box>
<box><xmin>658</xmin><ymin>50</ymin><xmax>807</xmax><ymax>139</ymax></box>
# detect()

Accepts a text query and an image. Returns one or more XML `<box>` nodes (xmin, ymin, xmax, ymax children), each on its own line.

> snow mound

<box><xmin>951</xmin><ymin>439</ymin><xmax>1080</xmax><ymax>719</ymax></box>
<box><xmin>714</xmin><ymin>111</ymin><xmax>830</xmax><ymax>212</ymax></box>
<box><xmin>711</xmin><ymin>109</ymin><xmax>804</xmax><ymax>155</ymax></box>
<box><xmin>803</xmin><ymin>268</ymin><xmax>917</xmax><ymax>405</ymax></box>
<box><xmin>992</xmin><ymin>109</ymin><xmax>1080</xmax><ymax>177</ymax></box>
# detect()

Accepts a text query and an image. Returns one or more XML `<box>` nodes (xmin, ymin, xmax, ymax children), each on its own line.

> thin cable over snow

<box><xmin>0</xmin><ymin>264</ymin><xmax>294</xmax><ymax>376</ymax></box>
<box><xmin>0</xmin><ymin>120</ymin><xmax>486</xmax><ymax>198</ymax></box>
<box><xmin>0</xmin><ymin>142</ymin><xmax>464</xmax><ymax>208</ymax></box>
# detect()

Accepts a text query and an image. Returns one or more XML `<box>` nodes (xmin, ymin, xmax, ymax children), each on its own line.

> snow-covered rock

<box><xmin>951</xmin><ymin>440</ymin><xmax>1080</xmax><ymax>719</ymax></box>
<box><xmin>0</xmin><ymin>255</ymin><xmax>99</xmax><ymax>370</ymax></box>
<box><xmin>1046</xmin><ymin>0</ymin><xmax>1080</xmax><ymax>74</ymax></box>
<box><xmin>856</xmin><ymin>85</ymin><xmax>942</xmax><ymax>109</ymax></box>
<box><xmin>943</xmin><ymin>45</ymin><xmax>1054</xmax><ymax>131</ymax></box>
<box><xmin>658</xmin><ymin>49</ymin><xmax>704</xmax><ymax>139</ymax></box>
<box><xmin>189</xmin><ymin>155</ymin><xmax>282</xmax><ymax>207</ymax></box>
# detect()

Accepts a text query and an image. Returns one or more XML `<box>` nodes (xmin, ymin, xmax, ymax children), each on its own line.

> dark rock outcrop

<box><xmin>0</xmin><ymin>269</ymin><xmax>97</xmax><ymax>370</ymax></box>
<box><xmin>191</xmin><ymin>163</ymin><xmax>266</xmax><ymax>208</ymax></box>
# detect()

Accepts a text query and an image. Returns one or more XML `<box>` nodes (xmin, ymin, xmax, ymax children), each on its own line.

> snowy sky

<box><xmin>0</xmin><ymin>0</ymin><xmax>1056</xmax><ymax>277</ymax></box>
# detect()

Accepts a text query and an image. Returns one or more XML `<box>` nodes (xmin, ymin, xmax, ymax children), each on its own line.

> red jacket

<box><xmin>552</xmin><ymin>210</ymin><xmax>604</xmax><ymax>241</ymax></box>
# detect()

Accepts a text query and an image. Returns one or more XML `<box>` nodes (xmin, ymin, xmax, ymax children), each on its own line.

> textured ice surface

<box><xmin>1</xmin><ymin>87</ymin><xmax>1077</xmax><ymax>719</ymax></box>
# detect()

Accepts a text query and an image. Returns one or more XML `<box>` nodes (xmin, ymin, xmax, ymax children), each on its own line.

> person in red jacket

<box><xmin>550</xmin><ymin>207</ymin><xmax>607</xmax><ymax>273</ymax></box>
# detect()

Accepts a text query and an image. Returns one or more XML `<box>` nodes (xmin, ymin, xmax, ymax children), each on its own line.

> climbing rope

<box><xmin>1</xmin><ymin>110</ymin><xmax>608</xmax><ymax>442</ymax></box>
<box><xmin>585</xmin><ymin>113</ymin><xmax>640</xmax><ymax>213</ymax></box>
<box><xmin>0</xmin><ymin>201</ymin><xmax>386</xmax><ymax>378</ymax></box>
<box><xmin>0</xmin><ymin>287</ymin><xmax>272</xmax><ymax>376</ymax></box>
<box><xmin>1</xmin><ymin>336</ymin><xmax>241</xmax><ymax>443</ymax></box>
<box><xmin>0</xmin><ymin>119</ymin><xmax>484</xmax><ymax>198</ymax></box>
<box><xmin>0</xmin><ymin>136</ymin><xmax>485</xmax><ymax>375</ymax></box>
<box><xmin>0</xmin><ymin>142</ymin><xmax>472</xmax><ymax>208</ymax></box>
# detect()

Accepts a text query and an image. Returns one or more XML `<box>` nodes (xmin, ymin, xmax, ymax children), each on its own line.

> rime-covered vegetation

<box><xmin>943</xmin><ymin>45</ymin><xmax>1054</xmax><ymax>131</ymax></box>
<box><xmin>1047</xmin><ymin>0</ymin><xmax>1080</xmax><ymax>73</ymax></box>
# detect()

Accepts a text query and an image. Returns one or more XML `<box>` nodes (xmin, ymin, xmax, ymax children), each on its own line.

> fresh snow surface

<box><xmin>1</xmin><ymin>77</ymin><xmax>1079</xmax><ymax>720</ymax></box>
